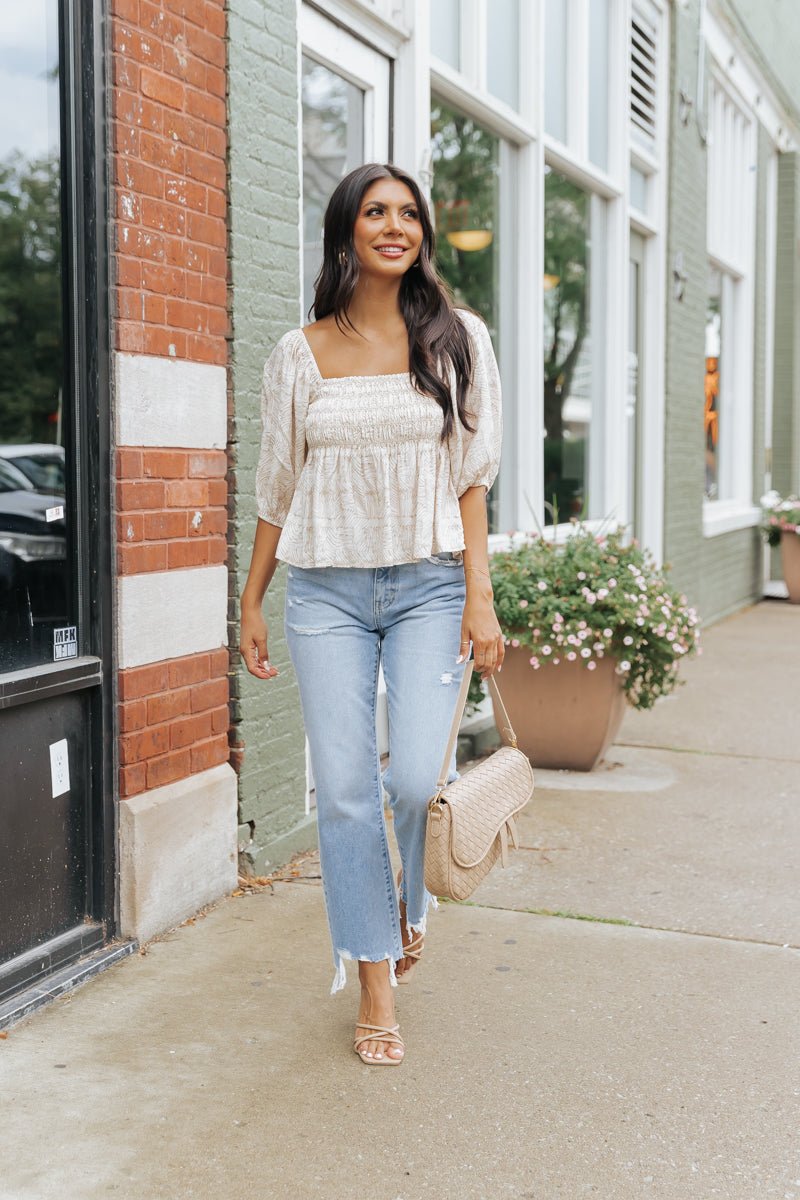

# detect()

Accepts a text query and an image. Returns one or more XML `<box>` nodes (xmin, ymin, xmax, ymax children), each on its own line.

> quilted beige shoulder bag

<box><xmin>424</xmin><ymin>661</ymin><xmax>534</xmax><ymax>902</ymax></box>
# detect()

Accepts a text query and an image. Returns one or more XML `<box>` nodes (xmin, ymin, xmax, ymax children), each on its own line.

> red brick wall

<box><xmin>111</xmin><ymin>0</ymin><xmax>227</xmax><ymax>366</ymax></box>
<box><xmin>116</xmin><ymin>449</ymin><xmax>228</xmax><ymax>574</ymax></box>
<box><xmin>111</xmin><ymin>0</ymin><xmax>230</xmax><ymax>801</ymax></box>
<box><xmin>118</xmin><ymin>651</ymin><xmax>230</xmax><ymax>796</ymax></box>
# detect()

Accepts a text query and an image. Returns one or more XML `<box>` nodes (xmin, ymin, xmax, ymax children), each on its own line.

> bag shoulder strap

<box><xmin>435</xmin><ymin>662</ymin><xmax>519</xmax><ymax>791</ymax></box>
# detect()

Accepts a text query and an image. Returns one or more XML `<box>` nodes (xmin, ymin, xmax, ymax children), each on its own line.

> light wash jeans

<box><xmin>284</xmin><ymin>551</ymin><xmax>468</xmax><ymax>995</ymax></box>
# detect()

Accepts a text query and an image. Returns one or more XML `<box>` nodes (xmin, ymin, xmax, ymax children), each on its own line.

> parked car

<box><xmin>0</xmin><ymin>454</ymin><xmax>68</xmax><ymax>671</ymax></box>
<box><xmin>0</xmin><ymin>443</ymin><xmax>66</xmax><ymax>495</ymax></box>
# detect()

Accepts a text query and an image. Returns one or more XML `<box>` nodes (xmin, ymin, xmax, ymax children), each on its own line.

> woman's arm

<box><xmin>457</xmin><ymin>485</ymin><xmax>504</xmax><ymax>680</ymax></box>
<box><xmin>239</xmin><ymin>518</ymin><xmax>283</xmax><ymax>680</ymax></box>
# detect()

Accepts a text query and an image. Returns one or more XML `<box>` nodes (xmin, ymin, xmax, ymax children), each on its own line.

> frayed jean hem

<box><xmin>330</xmin><ymin>950</ymin><xmax>399</xmax><ymax>996</ymax></box>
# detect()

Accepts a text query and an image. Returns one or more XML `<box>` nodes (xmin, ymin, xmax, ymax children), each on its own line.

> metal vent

<box><xmin>630</xmin><ymin>13</ymin><xmax>658</xmax><ymax>148</ymax></box>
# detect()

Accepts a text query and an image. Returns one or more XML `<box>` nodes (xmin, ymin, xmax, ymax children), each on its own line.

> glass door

<box><xmin>300</xmin><ymin>4</ymin><xmax>390</xmax><ymax>320</ymax></box>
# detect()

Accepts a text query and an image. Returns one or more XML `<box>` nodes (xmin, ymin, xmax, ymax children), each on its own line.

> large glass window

<box><xmin>588</xmin><ymin>0</ymin><xmax>609</xmax><ymax>169</ymax></box>
<box><xmin>430</xmin><ymin>0</ymin><xmax>460</xmax><ymax>71</ymax></box>
<box><xmin>543</xmin><ymin>168</ymin><xmax>606</xmax><ymax>525</ymax></box>
<box><xmin>301</xmin><ymin>55</ymin><xmax>364</xmax><ymax>320</ymax></box>
<box><xmin>704</xmin><ymin>266</ymin><xmax>723</xmax><ymax>501</ymax></box>
<box><xmin>543</xmin><ymin>0</ymin><xmax>567</xmax><ymax>142</ymax></box>
<box><xmin>430</xmin><ymin>98</ymin><xmax>502</xmax><ymax>530</ymax></box>
<box><xmin>0</xmin><ymin>2</ymin><xmax>70</xmax><ymax>672</ymax></box>
<box><xmin>486</xmin><ymin>0</ymin><xmax>520</xmax><ymax>111</ymax></box>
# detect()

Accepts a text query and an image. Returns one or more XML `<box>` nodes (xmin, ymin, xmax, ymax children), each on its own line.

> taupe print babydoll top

<box><xmin>255</xmin><ymin>308</ymin><xmax>502</xmax><ymax>569</ymax></box>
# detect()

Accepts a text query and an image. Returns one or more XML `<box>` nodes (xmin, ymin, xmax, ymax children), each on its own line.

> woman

<box><xmin>239</xmin><ymin>163</ymin><xmax>503</xmax><ymax>1066</ymax></box>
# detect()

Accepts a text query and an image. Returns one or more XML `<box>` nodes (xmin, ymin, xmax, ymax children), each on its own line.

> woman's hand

<box><xmin>239</xmin><ymin>600</ymin><xmax>279</xmax><ymax>680</ymax></box>
<box><xmin>457</xmin><ymin>579</ymin><xmax>504</xmax><ymax>680</ymax></box>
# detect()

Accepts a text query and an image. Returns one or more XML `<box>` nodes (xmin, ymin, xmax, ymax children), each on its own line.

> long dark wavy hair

<box><xmin>311</xmin><ymin>163</ymin><xmax>476</xmax><ymax>441</ymax></box>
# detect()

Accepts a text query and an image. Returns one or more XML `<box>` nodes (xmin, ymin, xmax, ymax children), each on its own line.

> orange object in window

<box><xmin>704</xmin><ymin>355</ymin><xmax>719</xmax><ymax>449</ymax></box>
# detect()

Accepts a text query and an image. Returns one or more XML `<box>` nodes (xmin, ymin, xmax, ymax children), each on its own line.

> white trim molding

<box><xmin>114</xmin><ymin>353</ymin><xmax>227</xmax><ymax>449</ymax></box>
<box><xmin>702</xmin><ymin>500</ymin><xmax>761</xmax><ymax>539</ymax></box>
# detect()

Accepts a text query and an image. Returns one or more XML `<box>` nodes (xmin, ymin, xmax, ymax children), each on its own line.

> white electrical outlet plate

<box><xmin>49</xmin><ymin>739</ymin><xmax>70</xmax><ymax>798</ymax></box>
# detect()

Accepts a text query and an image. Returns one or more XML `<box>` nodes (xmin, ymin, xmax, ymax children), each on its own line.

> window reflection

<box><xmin>0</xmin><ymin>2</ymin><xmax>68</xmax><ymax>671</ymax></box>
<box><xmin>301</xmin><ymin>55</ymin><xmax>364</xmax><ymax>320</ymax></box>
<box><xmin>705</xmin><ymin>267</ymin><xmax>722</xmax><ymax>501</ymax></box>
<box><xmin>487</xmin><ymin>0</ymin><xmax>520</xmax><ymax>111</ymax></box>
<box><xmin>430</xmin><ymin>98</ymin><xmax>501</xmax><ymax>531</ymax></box>
<box><xmin>543</xmin><ymin>169</ymin><xmax>604</xmax><ymax>525</ymax></box>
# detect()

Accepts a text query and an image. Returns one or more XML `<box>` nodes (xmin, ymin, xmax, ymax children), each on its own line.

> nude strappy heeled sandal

<box><xmin>396</xmin><ymin>868</ymin><xmax>424</xmax><ymax>985</ymax></box>
<box><xmin>353</xmin><ymin>1022</ymin><xmax>405</xmax><ymax>1066</ymax></box>
<box><xmin>396</xmin><ymin>929</ymin><xmax>424</xmax><ymax>984</ymax></box>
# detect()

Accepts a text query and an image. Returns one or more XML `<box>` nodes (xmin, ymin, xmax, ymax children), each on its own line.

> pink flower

<box><xmin>603</xmin><ymin>628</ymin><xmax>612</xmax><ymax>638</ymax></box>
<box><xmin>529</xmin><ymin>656</ymin><xmax>539</xmax><ymax>667</ymax></box>
<box><xmin>537</xmin><ymin>581</ymin><xmax>547</xmax><ymax>591</ymax></box>
<box><xmin>511</xmin><ymin>638</ymin><xmax>520</xmax><ymax>647</ymax></box>
<box><xmin>566</xmin><ymin>651</ymin><xmax>577</xmax><ymax>661</ymax></box>
<box><xmin>519</xmin><ymin>599</ymin><xmax>529</xmax><ymax>608</ymax></box>
<box><xmin>580</xmin><ymin>648</ymin><xmax>591</xmax><ymax>658</ymax></box>
<box><xmin>587</xmin><ymin>661</ymin><xmax>596</xmax><ymax>671</ymax></box>
<box><xmin>542</xmin><ymin>645</ymin><xmax>552</xmax><ymax>655</ymax></box>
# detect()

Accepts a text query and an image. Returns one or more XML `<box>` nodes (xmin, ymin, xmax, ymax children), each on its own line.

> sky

<box><xmin>0</xmin><ymin>2</ymin><xmax>60</xmax><ymax>162</ymax></box>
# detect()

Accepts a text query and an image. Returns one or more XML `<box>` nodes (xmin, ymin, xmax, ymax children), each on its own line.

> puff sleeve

<box><xmin>448</xmin><ymin>310</ymin><xmax>503</xmax><ymax>498</ymax></box>
<box><xmin>255</xmin><ymin>332</ymin><xmax>312</xmax><ymax>527</ymax></box>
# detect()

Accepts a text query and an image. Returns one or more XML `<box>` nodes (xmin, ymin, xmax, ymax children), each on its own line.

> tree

<box><xmin>0</xmin><ymin>152</ymin><xmax>63</xmax><ymax>444</ymax></box>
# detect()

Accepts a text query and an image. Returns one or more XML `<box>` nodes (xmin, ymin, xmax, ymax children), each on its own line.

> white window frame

<box><xmin>700</xmin><ymin>5</ymin><xmax>799</xmax><ymax>538</ymax></box>
<box><xmin>629</xmin><ymin>0</ymin><xmax>668</xmax><ymax>564</ymax></box>
<box><xmin>702</xmin><ymin>66</ymin><xmax>758</xmax><ymax>537</ymax></box>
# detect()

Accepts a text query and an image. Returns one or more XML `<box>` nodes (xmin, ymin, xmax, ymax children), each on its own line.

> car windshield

<box><xmin>8</xmin><ymin>454</ymin><xmax>65</xmax><ymax>493</ymax></box>
<box><xmin>0</xmin><ymin>458</ymin><xmax>35</xmax><ymax>494</ymax></box>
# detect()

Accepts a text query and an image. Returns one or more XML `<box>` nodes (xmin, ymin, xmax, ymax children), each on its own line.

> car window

<box><xmin>0</xmin><ymin>458</ymin><xmax>35</xmax><ymax>493</ymax></box>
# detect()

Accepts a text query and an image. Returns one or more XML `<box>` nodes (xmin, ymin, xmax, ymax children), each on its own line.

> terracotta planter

<box><xmin>491</xmin><ymin>647</ymin><xmax>627</xmax><ymax>772</ymax></box>
<box><xmin>780</xmin><ymin>530</ymin><xmax>800</xmax><ymax>604</ymax></box>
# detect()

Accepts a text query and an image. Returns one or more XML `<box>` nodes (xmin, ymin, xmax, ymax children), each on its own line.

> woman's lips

<box><xmin>373</xmin><ymin>245</ymin><xmax>407</xmax><ymax>258</ymax></box>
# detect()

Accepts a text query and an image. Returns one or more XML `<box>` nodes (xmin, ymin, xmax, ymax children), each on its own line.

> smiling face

<box><xmin>351</xmin><ymin>178</ymin><xmax>425</xmax><ymax>278</ymax></box>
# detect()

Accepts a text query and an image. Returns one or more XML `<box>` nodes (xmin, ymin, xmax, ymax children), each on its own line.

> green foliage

<box><xmin>0</xmin><ymin>152</ymin><xmax>63</xmax><ymax>443</ymax></box>
<box><xmin>485</xmin><ymin>525</ymin><xmax>701</xmax><ymax>711</ymax></box>
<box><xmin>430</xmin><ymin>99</ymin><xmax>499</xmax><ymax>333</ymax></box>
<box><xmin>759</xmin><ymin>490</ymin><xmax>800</xmax><ymax>547</ymax></box>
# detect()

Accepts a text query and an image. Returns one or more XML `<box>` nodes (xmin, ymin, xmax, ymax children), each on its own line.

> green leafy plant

<box><xmin>760</xmin><ymin>490</ymin><xmax>800</xmax><ymax>546</ymax></box>
<box><xmin>472</xmin><ymin>524</ymin><xmax>701</xmax><ymax>712</ymax></box>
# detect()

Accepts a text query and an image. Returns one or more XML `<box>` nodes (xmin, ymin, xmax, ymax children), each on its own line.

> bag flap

<box><xmin>444</xmin><ymin>747</ymin><xmax>534</xmax><ymax>869</ymax></box>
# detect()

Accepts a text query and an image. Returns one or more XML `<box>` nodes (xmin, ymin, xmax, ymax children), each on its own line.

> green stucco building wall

<box><xmin>662</xmin><ymin>0</ymin><xmax>800</xmax><ymax>623</ymax></box>
<box><xmin>228</xmin><ymin>0</ymin><xmax>316</xmax><ymax>870</ymax></box>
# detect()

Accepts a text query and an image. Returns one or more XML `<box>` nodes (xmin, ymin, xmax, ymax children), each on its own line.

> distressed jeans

<box><xmin>284</xmin><ymin>551</ymin><xmax>468</xmax><ymax>995</ymax></box>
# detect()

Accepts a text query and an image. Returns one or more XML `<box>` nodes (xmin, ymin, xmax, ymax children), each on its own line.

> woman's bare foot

<box><xmin>356</xmin><ymin>960</ymin><xmax>404</xmax><ymax>1062</ymax></box>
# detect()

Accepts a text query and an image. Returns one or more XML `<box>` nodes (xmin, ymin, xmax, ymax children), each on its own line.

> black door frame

<box><xmin>0</xmin><ymin>0</ymin><xmax>116</xmax><ymax>1005</ymax></box>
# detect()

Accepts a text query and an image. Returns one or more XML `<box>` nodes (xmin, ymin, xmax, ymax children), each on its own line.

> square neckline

<box><xmin>297</xmin><ymin>329</ymin><xmax>411</xmax><ymax>384</ymax></box>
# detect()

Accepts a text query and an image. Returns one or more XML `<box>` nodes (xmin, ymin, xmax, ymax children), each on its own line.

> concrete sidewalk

<box><xmin>1</xmin><ymin>601</ymin><xmax>798</xmax><ymax>1200</ymax></box>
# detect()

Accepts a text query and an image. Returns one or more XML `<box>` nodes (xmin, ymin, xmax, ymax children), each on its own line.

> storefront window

<box><xmin>430</xmin><ymin>0</ymin><xmax>460</xmax><ymax>71</ymax></box>
<box><xmin>301</xmin><ymin>55</ymin><xmax>364</xmax><ymax>320</ymax></box>
<box><xmin>543</xmin><ymin>168</ymin><xmax>606</xmax><ymax>525</ymax></box>
<box><xmin>0</xmin><ymin>2</ymin><xmax>69</xmax><ymax>672</ymax></box>
<box><xmin>705</xmin><ymin>267</ymin><xmax>722</xmax><ymax>501</ymax></box>
<box><xmin>544</xmin><ymin>0</ymin><xmax>567</xmax><ymax>143</ymax></box>
<box><xmin>588</xmin><ymin>0</ymin><xmax>609</xmax><ymax>169</ymax></box>
<box><xmin>487</xmin><ymin>0</ymin><xmax>520</xmax><ymax>111</ymax></box>
<box><xmin>431</xmin><ymin>98</ymin><xmax>501</xmax><ymax>529</ymax></box>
